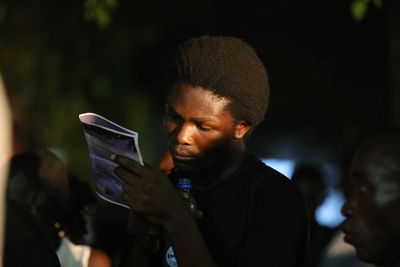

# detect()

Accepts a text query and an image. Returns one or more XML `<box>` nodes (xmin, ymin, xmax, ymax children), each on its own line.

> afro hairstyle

<box><xmin>172</xmin><ymin>35</ymin><xmax>270</xmax><ymax>127</ymax></box>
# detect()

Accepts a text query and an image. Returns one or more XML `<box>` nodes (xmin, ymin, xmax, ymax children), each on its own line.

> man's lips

<box><xmin>342</xmin><ymin>226</ymin><xmax>358</xmax><ymax>245</ymax></box>
<box><xmin>343</xmin><ymin>232</ymin><xmax>356</xmax><ymax>245</ymax></box>
<box><xmin>171</xmin><ymin>151</ymin><xmax>196</xmax><ymax>161</ymax></box>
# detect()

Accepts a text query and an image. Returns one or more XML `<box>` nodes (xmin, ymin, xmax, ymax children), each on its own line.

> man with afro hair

<box><xmin>114</xmin><ymin>35</ymin><xmax>308</xmax><ymax>267</ymax></box>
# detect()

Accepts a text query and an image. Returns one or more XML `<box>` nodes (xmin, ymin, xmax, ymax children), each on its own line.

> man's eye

<box><xmin>166</xmin><ymin>112</ymin><xmax>179</xmax><ymax>121</ymax></box>
<box><xmin>354</xmin><ymin>183</ymin><xmax>370</xmax><ymax>194</ymax></box>
<box><xmin>197</xmin><ymin>125</ymin><xmax>210</xmax><ymax>131</ymax></box>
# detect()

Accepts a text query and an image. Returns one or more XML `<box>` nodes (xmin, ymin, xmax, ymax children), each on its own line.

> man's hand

<box><xmin>111</xmin><ymin>154</ymin><xmax>190</xmax><ymax>231</ymax></box>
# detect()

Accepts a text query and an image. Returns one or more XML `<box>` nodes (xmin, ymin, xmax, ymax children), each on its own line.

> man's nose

<box><xmin>175</xmin><ymin>123</ymin><xmax>194</xmax><ymax>145</ymax></box>
<box><xmin>341</xmin><ymin>199</ymin><xmax>355</xmax><ymax>217</ymax></box>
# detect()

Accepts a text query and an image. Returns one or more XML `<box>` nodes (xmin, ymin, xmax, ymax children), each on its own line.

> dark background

<box><xmin>1</xmin><ymin>0</ymin><xmax>399</xmax><ymax>191</ymax></box>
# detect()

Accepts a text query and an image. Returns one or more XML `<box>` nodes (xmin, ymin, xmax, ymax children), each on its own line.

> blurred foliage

<box><xmin>0</xmin><ymin>0</ymin><xmax>392</xmax><ymax>187</ymax></box>
<box><xmin>84</xmin><ymin>0</ymin><xmax>118</xmax><ymax>28</ymax></box>
<box><xmin>350</xmin><ymin>0</ymin><xmax>383</xmax><ymax>22</ymax></box>
<box><xmin>0</xmin><ymin>0</ymin><xmax>169</xmax><ymax>187</ymax></box>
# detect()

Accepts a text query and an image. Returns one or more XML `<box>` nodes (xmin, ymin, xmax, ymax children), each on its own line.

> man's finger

<box><xmin>123</xmin><ymin>194</ymin><xmax>136</xmax><ymax>211</ymax></box>
<box><xmin>114</xmin><ymin>166</ymin><xmax>142</xmax><ymax>187</ymax></box>
<box><xmin>123</xmin><ymin>186</ymin><xmax>147</xmax><ymax>213</ymax></box>
<box><xmin>123</xmin><ymin>182</ymin><xmax>142</xmax><ymax>197</ymax></box>
<box><xmin>111</xmin><ymin>154</ymin><xmax>153</xmax><ymax>178</ymax></box>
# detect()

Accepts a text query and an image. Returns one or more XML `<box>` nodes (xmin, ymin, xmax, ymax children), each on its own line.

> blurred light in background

<box><xmin>262</xmin><ymin>158</ymin><xmax>296</xmax><ymax>178</ymax></box>
<box><xmin>262</xmin><ymin>158</ymin><xmax>345</xmax><ymax>228</ymax></box>
<box><xmin>315</xmin><ymin>188</ymin><xmax>345</xmax><ymax>228</ymax></box>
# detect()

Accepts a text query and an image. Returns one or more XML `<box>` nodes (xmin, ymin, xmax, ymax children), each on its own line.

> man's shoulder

<box><xmin>244</xmin><ymin>155</ymin><xmax>292</xmax><ymax>187</ymax></box>
<box><xmin>248</xmin><ymin>157</ymin><xmax>305</xmax><ymax>204</ymax></box>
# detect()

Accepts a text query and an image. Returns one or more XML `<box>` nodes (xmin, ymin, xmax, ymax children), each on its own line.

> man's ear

<box><xmin>234</xmin><ymin>120</ymin><xmax>251</xmax><ymax>139</ymax></box>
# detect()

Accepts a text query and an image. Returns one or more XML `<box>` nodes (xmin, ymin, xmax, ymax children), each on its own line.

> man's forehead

<box><xmin>347</xmin><ymin>159</ymin><xmax>400</xmax><ymax>209</ymax></box>
<box><xmin>351</xmin><ymin>152</ymin><xmax>397</xmax><ymax>177</ymax></box>
<box><xmin>354</xmin><ymin>141</ymin><xmax>400</xmax><ymax>169</ymax></box>
<box><xmin>350</xmin><ymin>148</ymin><xmax>400</xmax><ymax>192</ymax></box>
<box><xmin>166</xmin><ymin>85</ymin><xmax>231</xmax><ymax>115</ymax></box>
<box><xmin>168</xmin><ymin>84</ymin><xmax>229</xmax><ymax>101</ymax></box>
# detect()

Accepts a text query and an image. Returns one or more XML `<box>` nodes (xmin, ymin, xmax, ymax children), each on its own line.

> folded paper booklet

<box><xmin>79</xmin><ymin>112</ymin><xmax>144</xmax><ymax>209</ymax></box>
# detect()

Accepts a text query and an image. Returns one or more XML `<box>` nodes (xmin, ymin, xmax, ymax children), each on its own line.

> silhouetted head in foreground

<box><xmin>5</xmin><ymin>150</ymin><xmax>70</xmax><ymax>266</ymax></box>
<box><xmin>7</xmin><ymin>150</ymin><xmax>70</xmax><ymax>249</ymax></box>
<box><xmin>341</xmin><ymin>129</ymin><xmax>400</xmax><ymax>266</ymax></box>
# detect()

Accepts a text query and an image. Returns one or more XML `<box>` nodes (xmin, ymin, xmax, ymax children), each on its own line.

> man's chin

<box><xmin>355</xmin><ymin>246</ymin><xmax>389</xmax><ymax>266</ymax></box>
<box><xmin>173</xmin><ymin>159</ymin><xmax>201</xmax><ymax>173</ymax></box>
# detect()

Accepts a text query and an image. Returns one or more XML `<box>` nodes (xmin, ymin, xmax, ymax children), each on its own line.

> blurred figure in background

<box><xmin>341</xmin><ymin>128</ymin><xmax>400</xmax><ymax>267</ymax></box>
<box><xmin>5</xmin><ymin>150</ymin><xmax>111</xmax><ymax>267</ymax></box>
<box><xmin>57</xmin><ymin>174</ymin><xmax>111</xmax><ymax>267</ymax></box>
<box><xmin>292</xmin><ymin>164</ymin><xmax>335</xmax><ymax>267</ymax></box>
<box><xmin>5</xmin><ymin>151</ymin><xmax>65</xmax><ymax>266</ymax></box>
<box><xmin>319</xmin><ymin>159</ymin><xmax>372</xmax><ymax>267</ymax></box>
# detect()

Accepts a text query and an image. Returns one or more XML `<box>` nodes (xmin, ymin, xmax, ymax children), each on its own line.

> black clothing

<box><xmin>306</xmin><ymin>222</ymin><xmax>335</xmax><ymax>267</ymax></box>
<box><xmin>4</xmin><ymin>197</ymin><xmax>60</xmax><ymax>267</ymax></box>
<box><xmin>163</xmin><ymin>154</ymin><xmax>308</xmax><ymax>267</ymax></box>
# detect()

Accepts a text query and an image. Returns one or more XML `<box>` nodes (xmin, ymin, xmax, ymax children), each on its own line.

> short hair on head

<box><xmin>173</xmin><ymin>35</ymin><xmax>270</xmax><ymax>127</ymax></box>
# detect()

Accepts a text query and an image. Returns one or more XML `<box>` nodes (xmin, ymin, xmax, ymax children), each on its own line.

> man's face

<box><xmin>341</xmin><ymin>142</ymin><xmax>400</xmax><ymax>265</ymax></box>
<box><xmin>164</xmin><ymin>84</ymin><xmax>238</xmax><ymax>173</ymax></box>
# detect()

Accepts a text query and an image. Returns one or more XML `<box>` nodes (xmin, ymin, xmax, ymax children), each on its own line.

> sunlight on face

<box><xmin>165</xmin><ymin>84</ymin><xmax>237</xmax><ymax>173</ymax></box>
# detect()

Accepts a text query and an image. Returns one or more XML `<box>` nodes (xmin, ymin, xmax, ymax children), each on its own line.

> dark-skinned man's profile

<box><xmin>341</xmin><ymin>129</ymin><xmax>400</xmax><ymax>267</ymax></box>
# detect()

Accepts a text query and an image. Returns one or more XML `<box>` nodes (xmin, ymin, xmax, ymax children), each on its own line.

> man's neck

<box><xmin>193</xmin><ymin>144</ymin><xmax>249</xmax><ymax>192</ymax></box>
